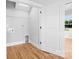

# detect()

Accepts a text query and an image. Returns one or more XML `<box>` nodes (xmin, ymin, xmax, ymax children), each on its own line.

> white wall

<box><xmin>40</xmin><ymin>1</ymin><xmax>64</xmax><ymax>56</ymax></box>
<box><xmin>29</xmin><ymin>7</ymin><xmax>40</xmax><ymax>48</ymax></box>
<box><xmin>6</xmin><ymin>8</ymin><xmax>29</xmax><ymax>44</ymax></box>
<box><xmin>6</xmin><ymin>0</ymin><xmax>42</xmax><ymax>46</ymax></box>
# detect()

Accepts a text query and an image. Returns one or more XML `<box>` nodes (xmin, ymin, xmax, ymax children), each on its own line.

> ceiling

<box><xmin>30</xmin><ymin>0</ymin><xmax>72</xmax><ymax>16</ymax></box>
<box><xmin>30</xmin><ymin>0</ymin><xmax>72</xmax><ymax>6</ymax></box>
<box><xmin>30</xmin><ymin>0</ymin><xmax>60</xmax><ymax>6</ymax></box>
<box><xmin>7</xmin><ymin>0</ymin><xmax>72</xmax><ymax>16</ymax></box>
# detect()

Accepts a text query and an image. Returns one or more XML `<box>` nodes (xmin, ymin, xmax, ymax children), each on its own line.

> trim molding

<box><xmin>7</xmin><ymin>41</ymin><xmax>25</xmax><ymax>47</ymax></box>
<box><xmin>30</xmin><ymin>41</ymin><xmax>40</xmax><ymax>49</ymax></box>
<box><xmin>41</xmin><ymin>48</ymin><xmax>64</xmax><ymax>57</ymax></box>
<box><xmin>52</xmin><ymin>50</ymin><xmax>64</xmax><ymax>57</ymax></box>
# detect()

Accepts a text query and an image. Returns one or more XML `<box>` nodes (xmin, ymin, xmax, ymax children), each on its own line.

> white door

<box><xmin>39</xmin><ymin>3</ymin><xmax>64</xmax><ymax>56</ymax></box>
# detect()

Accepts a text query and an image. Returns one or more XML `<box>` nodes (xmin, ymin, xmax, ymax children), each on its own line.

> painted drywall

<box><xmin>39</xmin><ymin>1</ymin><xmax>64</xmax><ymax>56</ymax></box>
<box><xmin>6</xmin><ymin>8</ymin><xmax>29</xmax><ymax>44</ymax></box>
<box><xmin>29</xmin><ymin>7</ymin><xmax>40</xmax><ymax>48</ymax></box>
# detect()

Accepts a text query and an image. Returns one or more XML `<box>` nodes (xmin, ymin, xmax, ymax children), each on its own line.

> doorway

<box><xmin>64</xmin><ymin>2</ymin><xmax>72</xmax><ymax>59</ymax></box>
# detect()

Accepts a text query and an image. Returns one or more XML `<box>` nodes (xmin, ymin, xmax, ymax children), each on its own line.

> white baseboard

<box><xmin>30</xmin><ymin>41</ymin><xmax>64</xmax><ymax>57</ymax></box>
<box><xmin>30</xmin><ymin>41</ymin><xmax>40</xmax><ymax>49</ymax></box>
<box><xmin>7</xmin><ymin>41</ymin><xmax>25</xmax><ymax>47</ymax></box>
<box><xmin>51</xmin><ymin>50</ymin><xmax>64</xmax><ymax>57</ymax></box>
<box><xmin>41</xmin><ymin>48</ymin><xmax>64</xmax><ymax>57</ymax></box>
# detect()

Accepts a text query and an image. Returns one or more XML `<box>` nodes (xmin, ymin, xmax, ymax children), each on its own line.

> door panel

<box><xmin>39</xmin><ymin>3</ymin><xmax>64</xmax><ymax>55</ymax></box>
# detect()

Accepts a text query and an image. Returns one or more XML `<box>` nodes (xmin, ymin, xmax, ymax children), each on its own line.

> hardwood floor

<box><xmin>65</xmin><ymin>38</ymin><xmax>72</xmax><ymax>59</ymax></box>
<box><xmin>7</xmin><ymin>38</ymin><xmax>72</xmax><ymax>59</ymax></box>
<box><xmin>7</xmin><ymin>43</ymin><xmax>64</xmax><ymax>59</ymax></box>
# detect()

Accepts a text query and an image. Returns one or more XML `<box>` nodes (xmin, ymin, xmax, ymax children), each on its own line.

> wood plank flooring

<box><xmin>65</xmin><ymin>38</ymin><xmax>72</xmax><ymax>59</ymax></box>
<box><xmin>7</xmin><ymin>43</ymin><xmax>64</xmax><ymax>59</ymax></box>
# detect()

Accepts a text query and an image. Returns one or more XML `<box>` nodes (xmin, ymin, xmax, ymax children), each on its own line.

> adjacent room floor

<box><xmin>65</xmin><ymin>38</ymin><xmax>72</xmax><ymax>59</ymax></box>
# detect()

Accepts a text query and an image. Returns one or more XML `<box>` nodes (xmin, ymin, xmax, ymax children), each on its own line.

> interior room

<box><xmin>64</xmin><ymin>1</ymin><xmax>72</xmax><ymax>59</ymax></box>
<box><xmin>6</xmin><ymin>0</ymin><xmax>72</xmax><ymax>59</ymax></box>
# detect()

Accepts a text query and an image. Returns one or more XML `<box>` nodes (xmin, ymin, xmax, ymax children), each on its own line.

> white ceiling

<box><xmin>7</xmin><ymin>0</ymin><xmax>72</xmax><ymax>15</ymax></box>
<box><xmin>30</xmin><ymin>0</ymin><xmax>72</xmax><ymax>16</ymax></box>
<box><xmin>30</xmin><ymin>0</ymin><xmax>60</xmax><ymax>6</ymax></box>
<box><xmin>30</xmin><ymin>0</ymin><xmax>72</xmax><ymax>6</ymax></box>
